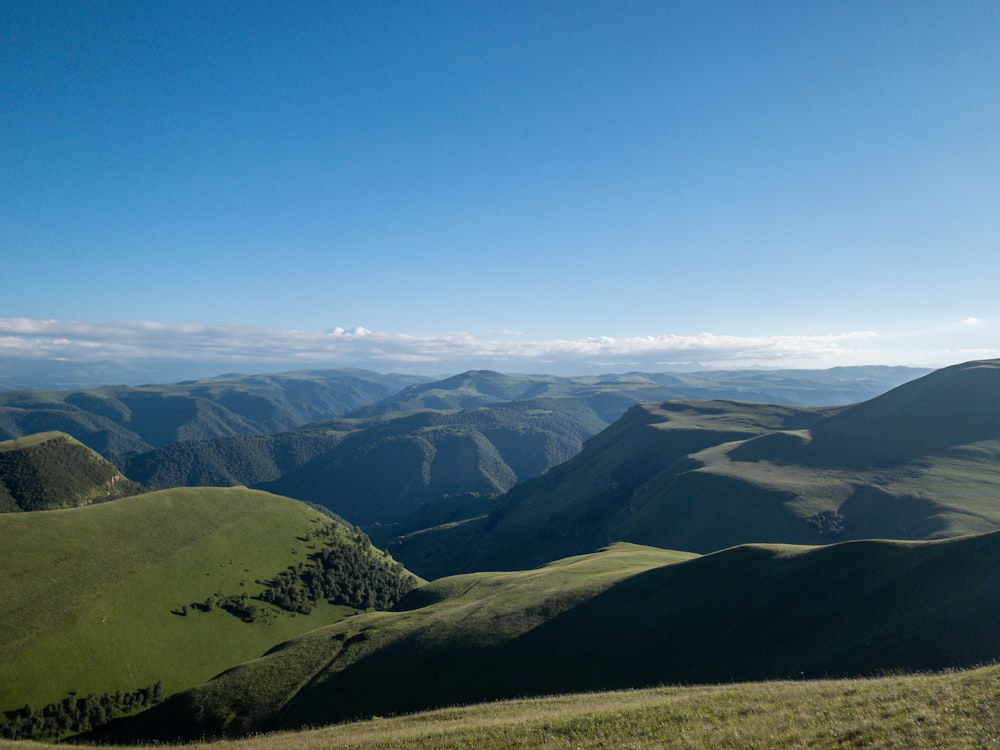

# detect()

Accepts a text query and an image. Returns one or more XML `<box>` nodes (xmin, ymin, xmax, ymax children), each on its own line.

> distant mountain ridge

<box><xmin>116</xmin><ymin>366</ymin><xmax>927</xmax><ymax>532</ymax></box>
<box><xmin>354</xmin><ymin>366</ymin><xmax>930</xmax><ymax>416</ymax></box>
<box><xmin>0</xmin><ymin>370</ymin><xmax>425</xmax><ymax>456</ymax></box>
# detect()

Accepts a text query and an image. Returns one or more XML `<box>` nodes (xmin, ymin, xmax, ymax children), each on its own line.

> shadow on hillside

<box><xmin>279</xmin><ymin>532</ymin><xmax>1000</xmax><ymax>730</ymax></box>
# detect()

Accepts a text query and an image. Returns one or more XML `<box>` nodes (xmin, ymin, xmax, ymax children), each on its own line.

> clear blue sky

<box><xmin>3</xmin><ymin>1</ymin><xmax>999</xmax><ymax>377</ymax></box>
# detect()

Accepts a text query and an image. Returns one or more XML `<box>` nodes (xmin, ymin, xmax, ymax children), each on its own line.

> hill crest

<box><xmin>0</xmin><ymin>431</ymin><xmax>144</xmax><ymax>512</ymax></box>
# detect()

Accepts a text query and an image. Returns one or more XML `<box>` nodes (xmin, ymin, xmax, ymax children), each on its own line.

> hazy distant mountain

<box><xmin>395</xmin><ymin>359</ymin><xmax>1000</xmax><ymax>578</ymax></box>
<box><xmin>0</xmin><ymin>370</ymin><xmax>426</xmax><ymax>456</ymax></box>
<box><xmin>355</xmin><ymin>366</ymin><xmax>930</xmax><ymax>416</ymax></box>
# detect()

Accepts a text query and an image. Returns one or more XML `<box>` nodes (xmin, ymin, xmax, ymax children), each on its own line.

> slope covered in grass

<box><xmin>69</xmin><ymin>666</ymin><xmax>1000</xmax><ymax>749</ymax></box>
<box><xmin>0</xmin><ymin>432</ymin><xmax>144</xmax><ymax>512</ymax></box>
<box><xmin>405</xmin><ymin>358</ymin><xmax>1000</xmax><ymax>576</ymax></box>
<box><xmin>109</xmin><ymin>532</ymin><xmax>1000</xmax><ymax>741</ymax></box>
<box><xmin>393</xmin><ymin>399</ymin><xmax>833</xmax><ymax>576</ymax></box>
<box><xmin>0</xmin><ymin>487</ymin><xmax>419</xmax><ymax>715</ymax></box>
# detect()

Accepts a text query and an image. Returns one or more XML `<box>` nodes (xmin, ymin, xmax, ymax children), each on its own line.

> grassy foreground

<box><xmin>2</xmin><ymin>665</ymin><xmax>997</xmax><ymax>749</ymax></box>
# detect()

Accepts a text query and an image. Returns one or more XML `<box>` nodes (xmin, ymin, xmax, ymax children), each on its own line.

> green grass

<box><xmin>103</xmin><ymin>531</ymin><xmax>1000</xmax><ymax>742</ymax></box>
<box><xmin>0</xmin><ymin>487</ymin><xmax>382</xmax><ymax>712</ymax></box>
<box><xmin>104</xmin><ymin>543</ymin><xmax>697</xmax><ymax>741</ymax></box>
<box><xmin>4</xmin><ymin>665</ymin><xmax>998</xmax><ymax>749</ymax></box>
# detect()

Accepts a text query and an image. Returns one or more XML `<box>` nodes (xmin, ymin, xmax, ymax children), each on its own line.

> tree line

<box><xmin>0</xmin><ymin>682</ymin><xmax>163</xmax><ymax>740</ymax></box>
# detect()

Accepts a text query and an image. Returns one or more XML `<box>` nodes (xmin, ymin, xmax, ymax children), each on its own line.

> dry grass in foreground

<box><xmin>5</xmin><ymin>663</ymin><xmax>996</xmax><ymax>750</ymax></box>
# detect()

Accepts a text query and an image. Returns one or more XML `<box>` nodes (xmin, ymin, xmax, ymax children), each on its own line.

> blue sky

<box><xmin>3</xmin><ymin>1</ymin><xmax>999</xmax><ymax>378</ymax></box>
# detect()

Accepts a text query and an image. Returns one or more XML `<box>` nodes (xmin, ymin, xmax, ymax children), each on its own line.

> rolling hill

<box><xmin>0</xmin><ymin>431</ymin><xmax>144</xmax><ymax>512</ymax></box>
<box><xmin>0</xmin><ymin>486</ymin><xmax>419</xmax><ymax>729</ymax></box>
<box><xmin>394</xmin><ymin>359</ymin><xmax>1000</xmax><ymax>578</ymax></box>
<box><xmin>0</xmin><ymin>369</ymin><xmax>424</xmax><ymax>456</ymax></box>
<box><xmin>107</xmin><ymin>531</ymin><xmax>1000</xmax><ymax>742</ymax></box>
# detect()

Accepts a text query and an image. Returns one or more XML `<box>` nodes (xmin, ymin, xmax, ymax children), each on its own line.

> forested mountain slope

<box><xmin>0</xmin><ymin>370</ymin><xmax>424</xmax><ymax>456</ymax></box>
<box><xmin>0</xmin><ymin>431</ymin><xmax>144</xmax><ymax>512</ymax></box>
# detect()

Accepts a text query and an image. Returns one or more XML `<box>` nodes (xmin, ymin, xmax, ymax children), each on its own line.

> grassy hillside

<box><xmin>405</xmin><ymin>359</ymin><xmax>1000</xmax><ymax>577</ymax></box>
<box><xmin>108</xmin><ymin>532</ymin><xmax>1000</xmax><ymax>741</ymax></box>
<box><xmin>0</xmin><ymin>432</ymin><xmax>144</xmax><ymax>512</ymax></box>
<box><xmin>392</xmin><ymin>399</ymin><xmax>834</xmax><ymax>576</ymax></box>
<box><xmin>28</xmin><ymin>665</ymin><xmax>996</xmax><ymax>749</ymax></box>
<box><xmin>0</xmin><ymin>487</ymin><xmax>419</xmax><ymax>717</ymax></box>
<box><xmin>0</xmin><ymin>370</ymin><xmax>423</xmax><ymax>456</ymax></box>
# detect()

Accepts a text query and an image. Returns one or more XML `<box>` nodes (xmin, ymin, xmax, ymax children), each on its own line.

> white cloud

<box><xmin>0</xmin><ymin>318</ymin><xmax>889</xmax><ymax>375</ymax></box>
<box><xmin>960</xmin><ymin>316</ymin><xmax>982</xmax><ymax>326</ymax></box>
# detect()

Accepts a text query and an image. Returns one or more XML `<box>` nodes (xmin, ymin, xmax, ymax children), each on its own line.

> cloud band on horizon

<box><xmin>0</xmin><ymin>318</ymin><xmax>893</xmax><ymax>373</ymax></box>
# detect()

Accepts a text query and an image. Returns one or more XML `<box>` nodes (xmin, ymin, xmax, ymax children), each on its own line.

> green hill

<box><xmin>0</xmin><ymin>487</ymin><xmax>419</xmax><ymax>728</ymax></box>
<box><xmin>0</xmin><ymin>370</ymin><xmax>424</xmax><ymax>456</ymax></box>
<box><xmin>402</xmin><ymin>359</ymin><xmax>1000</xmax><ymax>577</ymax></box>
<box><xmin>0</xmin><ymin>432</ymin><xmax>144</xmax><ymax>512</ymax></box>
<box><xmin>106</xmin><ymin>532</ymin><xmax>1000</xmax><ymax>742</ymax></box>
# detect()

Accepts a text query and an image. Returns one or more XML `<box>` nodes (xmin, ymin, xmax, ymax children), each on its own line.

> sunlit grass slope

<box><xmin>0</xmin><ymin>487</ymin><xmax>387</xmax><ymax>712</ymax></box>
<box><xmin>107</xmin><ymin>543</ymin><xmax>696</xmax><ymax>740</ymax></box>
<box><xmin>112</xmin><ymin>532</ymin><xmax>1000</xmax><ymax>741</ymax></box>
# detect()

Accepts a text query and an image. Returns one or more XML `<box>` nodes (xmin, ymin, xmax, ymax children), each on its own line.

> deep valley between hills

<box><xmin>2</xmin><ymin>360</ymin><xmax>1000</xmax><ymax>748</ymax></box>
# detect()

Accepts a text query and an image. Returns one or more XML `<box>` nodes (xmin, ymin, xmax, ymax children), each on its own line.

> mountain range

<box><xmin>392</xmin><ymin>359</ymin><xmax>1000</xmax><ymax>578</ymax></box>
<box><xmin>0</xmin><ymin>369</ymin><xmax>425</xmax><ymax>456</ymax></box>
<box><xmin>36</xmin><ymin>366</ymin><xmax>923</xmax><ymax>534</ymax></box>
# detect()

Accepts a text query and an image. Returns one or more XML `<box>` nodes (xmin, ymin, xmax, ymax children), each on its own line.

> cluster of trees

<box><xmin>260</xmin><ymin>525</ymin><xmax>418</xmax><ymax>613</ymax></box>
<box><xmin>0</xmin><ymin>682</ymin><xmax>163</xmax><ymax>740</ymax></box>
<box><xmin>174</xmin><ymin>592</ymin><xmax>261</xmax><ymax>622</ymax></box>
<box><xmin>806</xmin><ymin>509</ymin><xmax>846</xmax><ymax>536</ymax></box>
<box><xmin>172</xmin><ymin>523</ymin><xmax>418</xmax><ymax>623</ymax></box>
